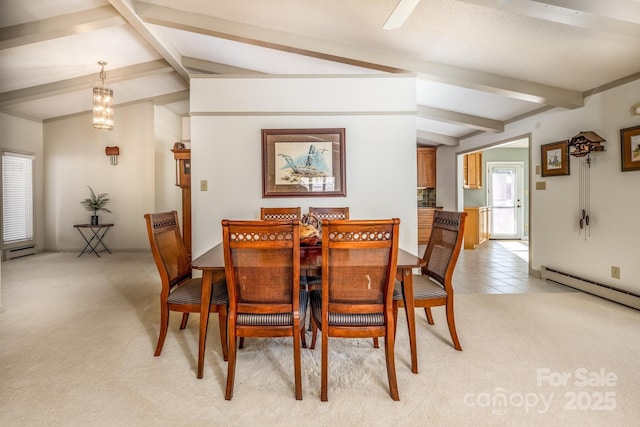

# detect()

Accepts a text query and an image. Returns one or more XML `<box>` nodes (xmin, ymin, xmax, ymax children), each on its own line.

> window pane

<box><xmin>2</xmin><ymin>152</ymin><xmax>34</xmax><ymax>243</ymax></box>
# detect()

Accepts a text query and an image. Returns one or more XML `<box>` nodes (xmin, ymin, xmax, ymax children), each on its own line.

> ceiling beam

<box><xmin>107</xmin><ymin>0</ymin><xmax>190</xmax><ymax>82</ymax></box>
<box><xmin>143</xmin><ymin>89</ymin><xmax>189</xmax><ymax>105</ymax></box>
<box><xmin>0</xmin><ymin>6</ymin><xmax>126</xmax><ymax>50</ymax></box>
<box><xmin>417</xmin><ymin>105</ymin><xmax>504</xmax><ymax>133</ymax></box>
<box><xmin>460</xmin><ymin>104</ymin><xmax>556</xmax><ymax>140</ymax></box>
<box><xmin>42</xmin><ymin>90</ymin><xmax>190</xmax><ymax>124</ymax></box>
<box><xmin>415</xmin><ymin>67</ymin><xmax>582</xmax><ymax>109</ymax></box>
<box><xmin>417</xmin><ymin>130</ymin><xmax>459</xmax><ymax>147</ymax></box>
<box><xmin>455</xmin><ymin>0</ymin><xmax>640</xmax><ymax>39</ymax></box>
<box><xmin>182</xmin><ymin>56</ymin><xmax>262</xmax><ymax>75</ymax></box>
<box><xmin>0</xmin><ymin>60</ymin><xmax>174</xmax><ymax>106</ymax></box>
<box><xmin>136</xmin><ymin>1</ymin><xmax>584</xmax><ymax>109</ymax></box>
<box><xmin>383</xmin><ymin>0</ymin><xmax>421</xmax><ymax>30</ymax></box>
<box><xmin>136</xmin><ymin>2</ymin><xmax>403</xmax><ymax>73</ymax></box>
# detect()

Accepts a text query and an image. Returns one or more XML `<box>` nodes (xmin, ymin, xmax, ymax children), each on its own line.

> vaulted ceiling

<box><xmin>1</xmin><ymin>0</ymin><xmax>639</xmax><ymax>147</ymax></box>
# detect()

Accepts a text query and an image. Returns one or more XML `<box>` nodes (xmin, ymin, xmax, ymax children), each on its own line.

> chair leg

<box><xmin>300</xmin><ymin>327</ymin><xmax>307</xmax><ymax>348</ymax></box>
<box><xmin>373</xmin><ymin>337</ymin><xmax>379</xmax><ymax>348</ymax></box>
<box><xmin>238</xmin><ymin>337</ymin><xmax>244</xmax><ymax>349</ymax></box>
<box><xmin>154</xmin><ymin>304</ymin><xmax>169</xmax><ymax>356</ymax></box>
<box><xmin>310</xmin><ymin>316</ymin><xmax>318</xmax><ymax>349</ymax></box>
<box><xmin>445</xmin><ymin>300</ymin><xmax>462</xmax><ymax>351</ymax></box>
<box><xmin>321</xmin><ymin>328</ymin><xmax>329</xmax><ymax>402</ymax></box>
<box><xmin>425</xmin><ymin>307</ymin><xmax>435</xmax><ymax>325</ymax></box>
<box><xmin>384</xmin><ymin>322</ymin><xmax>400</xmax><ymax>401</ymax></box>
<box><xmin>225</xmin><ymin>333</ymin><xmax>237</xmax><ymax>400</ymax></box>
<box><xmin>392</xmin><ymin>302</ymin><xmax>399</xmax><ymax>337</ymax></box>
<box><xmin>218</xmin><ymin>305</ymin><xmax>229</xmax><ymax>361</ymax></box>
<box><xmin>293</xmin><ymin>323</ymin><xmax>303</xmax><ymax>400</ymax></box>
<box><xmin>179</xmin><ymin>312</ymin><xmax>189</xmax><ymax>329</ymax></box>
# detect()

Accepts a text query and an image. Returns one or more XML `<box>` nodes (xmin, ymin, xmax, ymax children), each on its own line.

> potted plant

<box><xmin>81</xmin><ymin>186</ymin><xmax>111</xmax><ymax>225</ymax></box>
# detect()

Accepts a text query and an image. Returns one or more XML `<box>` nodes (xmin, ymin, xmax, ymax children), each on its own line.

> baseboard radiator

<box><xmin>541</xmin><ymin>266</ymin><xmax>640</xmax><ymax>311</ymax></box>
<box><xmin>3</xmin><ymin>244</ymin><xmax>36</xmax><ymax>261</ymax></box>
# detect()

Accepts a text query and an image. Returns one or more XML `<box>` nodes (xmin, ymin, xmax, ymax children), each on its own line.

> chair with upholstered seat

<box><xmin>308</xmin><ymin>207</ymin><xmax>349</xmax><ymax>221</ymax></box>
<box><xmin>144</xmin><ymin>211</ymin><xmax>228</xmax><ymax>365</ymax></box>
<box><xmin>304</xmin><ymin>207</ymin><xmax>350</xmax><ymax>330</ymax></box>
<box><xmin>260</xmin><ymin>207</ymin><xmax>301</xmax><ymax>222</ymax></box>
<box><xmin>221</xmin><ymin>219</ymin><xmax>306</xmax><ymax>400</ymax></box>
<box><xmin>393</xmin><ymin>210</ymin><xmax>467</xmax><ymax>351</ymax></box>
<box><xmin>310</xmin><ymin>218</ymin><xmax>401</xmax><ymax>401</ymax></box>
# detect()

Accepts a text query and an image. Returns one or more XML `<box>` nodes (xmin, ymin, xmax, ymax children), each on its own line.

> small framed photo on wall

<box><xmin>541</xmin><ymin>140</ymin><xmax>570</xmax><ymax>177</ymax></box>
<box><xmin>620</xmin><ymin>125</ymin><xmax>640</xmax><ymax>172</ymax></box>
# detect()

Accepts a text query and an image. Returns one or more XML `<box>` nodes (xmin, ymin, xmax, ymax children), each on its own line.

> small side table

<box><xmin>74</xmin><ymin>224</ymin><xmax>114</xmax><ymax>257</ymax></box>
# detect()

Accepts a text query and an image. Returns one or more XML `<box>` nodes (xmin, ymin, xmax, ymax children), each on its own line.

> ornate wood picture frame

<box><xmin>541</xmin><ymin>140</ymin><xmax>570</xmax><ymax>177</ymax></box>
<box><xmin>262</xmin><ymin>128</ymin><xmax>346</xmax><ymax>198</ymax></box>
<box><xmin>620</xmin><ymin>125</ymin><xmax>640</xmax><ymax>172</ymax></box>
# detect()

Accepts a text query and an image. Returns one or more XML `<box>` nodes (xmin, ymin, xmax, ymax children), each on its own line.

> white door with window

<box><xmin>487</xmin><ymin>162</ymin><xmax>524</xmax><ymax>239</ymax></box>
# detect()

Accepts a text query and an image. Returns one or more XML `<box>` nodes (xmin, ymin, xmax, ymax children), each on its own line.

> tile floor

<box><xmin>423</xmin><ymin>240</ymin><xmax>574</xmax><ymax>295</ymax></box>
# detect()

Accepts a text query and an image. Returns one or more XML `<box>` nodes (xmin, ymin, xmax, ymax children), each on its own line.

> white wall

<box><xmin>0</xmin><ymin>112</ymin><xmax>44</xmax><ymax>250</ymax></box>
<box><xmin>438</xmin><ymin>79</ymin><xmax>640</xmax><ymax>292</ymax></box>
<box><xmin>43</xmin><ymin>102</ymin><xmax>160</xmax><ymax>251</ymax></box>
<box><xmin>189</xmin><ymin>75</ymin><xmax>418</xmax><ymax>257</ymax></box>
<box><xmin>153</xmin><ymin>106</ymin><xmax>183</xmax><ymax>219</ymax></box>
<box><xmin>0</xmin><ymin>112</ymin><xmax>44</xmax><ymax>309</ymax></box>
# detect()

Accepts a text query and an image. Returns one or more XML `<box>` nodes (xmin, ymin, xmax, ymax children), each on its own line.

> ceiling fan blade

<box><xmin>383</xmin><ymin>0</ymin><xmax>421</xmax><ymax>30</ymax></box>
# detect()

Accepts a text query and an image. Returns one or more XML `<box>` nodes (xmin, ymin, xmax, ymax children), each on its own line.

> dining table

<box><xmin>191</xmin><ymin>242</ymin><xmax>425</xmax><ymax>379</ymax></box>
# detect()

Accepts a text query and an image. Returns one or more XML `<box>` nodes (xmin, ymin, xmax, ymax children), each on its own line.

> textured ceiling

<box><xmin>1</xmin><ymin>0</ymin><xmax>639</xmax><ymax>147</ymax></box>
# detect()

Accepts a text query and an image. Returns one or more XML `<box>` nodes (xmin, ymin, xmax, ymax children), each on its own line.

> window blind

<box><xmin>2</xmin><ymin>151</ymin><xmax>34</xmax><ymax>244</ymax></box>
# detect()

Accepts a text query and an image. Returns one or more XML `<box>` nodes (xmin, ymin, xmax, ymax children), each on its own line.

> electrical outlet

<box><xmin>611</xmin><ymin>266</ymin><xmax>620</xmax><ymax>279</ymax></box>
<box><xmin>200</xmin><ymin>180</ymin><xmax>208</xmax><ymax>191</ymax></box>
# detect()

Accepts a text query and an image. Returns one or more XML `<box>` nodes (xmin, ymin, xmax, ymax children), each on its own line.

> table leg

<box><xmin>197</xmin><ymin>270</ymin><xmax>213</xmax><ymax>379</ymax></box>
<box><xmin>399</xmin><ymin>268</ymin><xmax>418</xmax><ymax>374</ymax></box>
<box><xmin>94</xmin><ymin>227</ymin><xmax>112</xmax><ymax>254</ymax></box>
<box><xmin>76</xmin><ymin>229</ymin><xmax>94</xmax><ymax>257</ymax></box>
<box><xmin>76</xmin><ymin>226</ymin><xmax>112</xmax><ymax>257</ymax></box>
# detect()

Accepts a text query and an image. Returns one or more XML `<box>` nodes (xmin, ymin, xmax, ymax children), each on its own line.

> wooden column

<box><xmin>172</xmin><ymin>144</ymin><xmax>191</xmax><ymax>259</ymax></box>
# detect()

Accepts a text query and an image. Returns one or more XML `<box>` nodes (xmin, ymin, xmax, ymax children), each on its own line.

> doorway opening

<box><xmin>486</xmin><ymin>162</ymin><xmax>524</xmax><ymax>240</ymax></box>
<box><xmin>457</xmin><ymin>134</ymin><xmax>531</xmax><ymax>267</ymax></box>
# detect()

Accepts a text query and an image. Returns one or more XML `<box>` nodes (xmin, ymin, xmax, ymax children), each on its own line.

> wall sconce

<box><xmin>631</xmin><ymin>103</ymin><xmax>640</xmax><ymax>116</ymax></box>
<box><xmin>568</xmin><ymin>131</ymin><xmax>605</xmax><ymax>240</ymax></box>
<box><xmin>93</xmin><ymin>61</ymin><xmax>114</xmax><ymax>131</ymax></box>
<box><xmin>105</xmin><ymin>146</ymin><xmax>119</xmax><ymax>165</ymax></box>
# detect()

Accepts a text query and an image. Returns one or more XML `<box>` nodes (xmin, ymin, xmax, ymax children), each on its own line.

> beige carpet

<box><xmin>1</xmin><ymin>252</ymin><xmax>638</xmax><ymax>426</ymax></box>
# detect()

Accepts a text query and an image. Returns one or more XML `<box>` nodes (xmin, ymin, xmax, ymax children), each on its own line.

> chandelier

<box><xmin>93</xmin><ymin>61</ymin><xmax>114</xmax><ymax>130</ymax></box>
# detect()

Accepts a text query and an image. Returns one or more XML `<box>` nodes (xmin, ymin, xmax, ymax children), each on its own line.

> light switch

<box><xmin>200</xmin><ymin>180</ymin><xmax>208</xmax><ymax>191</ymax></box>
<box><xmin>536</xmin><ymin>181</ymin><xmax>546</xmax><ymax>190</ymax></box>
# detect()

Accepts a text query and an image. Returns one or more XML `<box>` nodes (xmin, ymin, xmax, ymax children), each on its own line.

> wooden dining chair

<box><xmin>221</xmin><ymin>219</ymin><xmax>306</xmax><ymax>400</ymax></box>
<box><xmin>260</xmin><ymin>207</ymin><xmax>301</xmax><ymax>221</ymax></box>
<box><xmin>144</xmin><ymin>211</ymin><xmax>228</xmax><ymax>363</ymax></box>
<box><xmin>309</xmin><ymin>218</ymin><xmax>401</xmax><ymax>401</ymax></box>
<box><xmin>308</xmin><ymin>207</ymin><xmax>349</xmax><ymax>220</ymax></box>
<box><xmin>393</xmin><ymin>210</ymin><xmax>467</xmax><ymax>351</ymax></box>
<box><xmin>305</xmin><ymin>207</ymin><xmax>349</xmax><ymax>330</ymax></box>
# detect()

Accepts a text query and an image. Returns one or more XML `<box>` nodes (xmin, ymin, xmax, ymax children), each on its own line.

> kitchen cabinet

<box><xmin>463</xmin><ymin>152</ymin><xmax>483</xmax><ymax>189</ymax></box>
<box><xmin>463</xmin><ymin>206</ymin><xmax>491</xmax><ymax>249</ymax></box>
<box><xmin>418</xmin><ymin>207</ymin><xmax>441</xmax><ymax>245</ymax></box>
<box><xmin>417</xmin><ymin>147</ymin><xmax>436</xmax><ymax>188</ymax></box>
